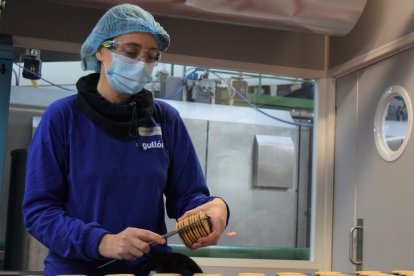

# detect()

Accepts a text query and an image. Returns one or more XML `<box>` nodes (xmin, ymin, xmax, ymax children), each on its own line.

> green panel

<box><xmin>216</xmin><ymin>88</ymin><xmax>314</xmax><ymax>111</ymax></box>
<box><xmin>170</xmin><ymin>244</ymin><xmax>310</xmax><ymax>260</ymax></box>
<box><xmin>236</xmin><ymin>94</ymin><xmax>314</xmax><ymax>111</ymax></box>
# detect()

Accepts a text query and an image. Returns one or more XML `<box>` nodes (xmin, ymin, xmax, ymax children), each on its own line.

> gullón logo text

<box><xmin>142</xmin><ymin>140</ymin><xmax>164</xmax><ymax>151</ymax></box>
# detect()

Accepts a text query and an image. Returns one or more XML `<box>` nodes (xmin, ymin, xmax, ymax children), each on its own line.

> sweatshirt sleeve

<box><xmin>160</xmin><ymin>104</ymin><xmax>229</xmax><ymax>220</ymax></box>
<box><xmin>22</xmin><ymin>101</ymin><xmax>109</xmax><ymax>261</ymax></box>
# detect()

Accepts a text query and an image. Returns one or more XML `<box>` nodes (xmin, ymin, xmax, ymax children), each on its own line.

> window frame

<box><xmin>188</xmin><ymin>78</ymin><xmax>335</xmax><ymax>273</ymax></box>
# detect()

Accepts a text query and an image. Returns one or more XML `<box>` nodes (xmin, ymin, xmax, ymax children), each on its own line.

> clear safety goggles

<box><xmin>101</xmin><ymin>40</ymin><xmax>161</xmax><ymax>64</ymax></box>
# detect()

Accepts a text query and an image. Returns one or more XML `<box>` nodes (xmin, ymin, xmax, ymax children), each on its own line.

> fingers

<box><xmin>178</xmin><ymin>198</ymin><xmax>228</xmax><ymax>249</ymax></box>
<box><xmin>135</xmin><ymin>228</ymin><xmax>166</xmax><ymax>245</ymax></box>
<box><xmin>116</xmin><ymin>239</ymin><xmax>148</xmax><ymax>260</ymax></box>
<box><xmin>179</xmin><ymin>198</ymin><xmax>228</xmax><ymax>222</ymax></box>
<box><xmin>191</xmin><ymin>232</ymin><xmax>220</xmax><ymax>249</ymax></box>
<box><xmin>98</xmin><ymin>228</ymin><xmax>166</xmax><ymax>260</ymax></box>
<box><xmin>178</xmin><ymin>207</ymin><xmax>202</xmax><ymax>221</ymax></box>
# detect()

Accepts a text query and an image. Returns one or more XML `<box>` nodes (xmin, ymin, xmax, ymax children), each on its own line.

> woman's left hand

<box><xmin>178</xmin><ymin>198</ymin><xmax>228</xmax><ymax>249</ymax></box>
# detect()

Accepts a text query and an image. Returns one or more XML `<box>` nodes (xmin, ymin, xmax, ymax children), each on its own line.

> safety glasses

<box><xmin>101</xmin><ymin>40</ymin><xmax>161</xmax><ymax>64</ymax></box>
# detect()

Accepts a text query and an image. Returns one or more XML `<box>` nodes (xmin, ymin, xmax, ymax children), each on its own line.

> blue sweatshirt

<box><xmin>22</xmin><ymin>93</ymin><xmax>214</xmax><ymax>275</ymax></box>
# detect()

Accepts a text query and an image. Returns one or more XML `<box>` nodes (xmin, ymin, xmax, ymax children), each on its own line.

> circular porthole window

<box><xmin>374</xmin><ymin>85</ymin><xmax>412</xmax><ymax>161</ymax></box>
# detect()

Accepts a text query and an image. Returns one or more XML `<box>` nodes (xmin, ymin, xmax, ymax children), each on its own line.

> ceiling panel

<box><xmin>31</xmin><ymin>0</ymin><xmax>367</xmax><ymax>36</ymax></box>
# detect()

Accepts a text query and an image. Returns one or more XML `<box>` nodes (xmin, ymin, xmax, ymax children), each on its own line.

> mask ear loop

<box><xmin>98</xmin><ymin>46</ymin><xmax>114</xmax><ymax>74</ymax></box>
<box><xmin>101</xmin><ymin>48</ymin><xmax>113</xmax><ymax>74</ymax></box>
<box><xmin>102</xmin><ymin>61</ymin><xmax>109</xmax><ymax>74</ymax></box>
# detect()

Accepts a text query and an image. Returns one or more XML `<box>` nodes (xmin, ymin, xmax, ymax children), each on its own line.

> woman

<box><xmin>23</xmin><ymin>4</ymin><xmax>229</xmax><ymax>275</ymax></box>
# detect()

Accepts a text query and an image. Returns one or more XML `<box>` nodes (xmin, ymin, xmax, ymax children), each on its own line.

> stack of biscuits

<box><xmin>176</xmin><ymin>211</ymin><xmax>212</xmax><ymax>248</ymax></box>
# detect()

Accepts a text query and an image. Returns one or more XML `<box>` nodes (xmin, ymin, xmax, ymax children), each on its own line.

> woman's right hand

<box><xmin>98</xmin><ymin>227</ymin><xmax>165</xmax><ymax>260</ymax></box>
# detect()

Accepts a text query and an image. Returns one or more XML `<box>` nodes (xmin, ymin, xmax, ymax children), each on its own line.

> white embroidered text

<box><xmin>142</xmin><ymin>140</ymin><xmax>164</xmax><ymax>150</ymax></box>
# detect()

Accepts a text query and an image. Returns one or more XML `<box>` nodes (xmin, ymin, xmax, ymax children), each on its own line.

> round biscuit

<box><xmin>186</xmin><ymin>215</ymin><xmax>198</xmax><ymax>245</ymax></box>
<box><xmin>200</xmin><ymin>213</ymin><xmax>212</xmax><ymax>235</ymax></box>
<box><xmin>191</xmin><ymin>213</ymin><xmax>205</xmax><ymax>240</ymax></box>
<box><xmin>196</xmin><ymin>212</ymin><xmax>209</xmax><ymax>237</ymax></box>
<box><xmin>192</xmin><ymin>212</ymin><xmax>205</xmax><ymax>236</ymax></box>
<box><xmin>182</xmin><ymin>217</ymin><xmax>194</xmax><ymax>247</ymax></box>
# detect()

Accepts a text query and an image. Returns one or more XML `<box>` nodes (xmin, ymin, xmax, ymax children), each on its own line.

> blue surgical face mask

<box><xmin>103</xmin><ymin>52</ymin><xmax>155</xmax><ymax>96</ymax></box>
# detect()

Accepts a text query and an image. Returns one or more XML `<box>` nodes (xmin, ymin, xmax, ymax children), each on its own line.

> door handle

<box><xmin>349</xmin><ymin>224</ymin><xmax>363</xmax><ymax>265</ymax></box>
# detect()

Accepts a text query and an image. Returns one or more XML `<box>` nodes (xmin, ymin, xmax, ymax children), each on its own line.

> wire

<box><xmin>12</xmin><ymin>61</ymin><xmax>314</xmax><ymax>128</ymax></box>
<box><xmin>13</xmin><ymin>62</ymin><xmax>75</xmax><ymax>92</ymax></box>
<box><xmin>181</xmin><ymin>67</ymin><xmax>314</xmax><ymax>128</ymax></box>
<box><xmin>12</xmin><ymin>68</ymin><xmax>18</xmax><ymax>86</ymax></box>
<box><xmin>162</xmin><ymin>81</ymin><xmax>186</xmax><ymax>100</ymax></box>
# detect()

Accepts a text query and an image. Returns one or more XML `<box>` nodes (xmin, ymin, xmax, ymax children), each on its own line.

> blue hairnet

<box><xmin>80</xmin><ymin>4</ymin><xmax>170</xmax><ymax>71</ymax></box>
